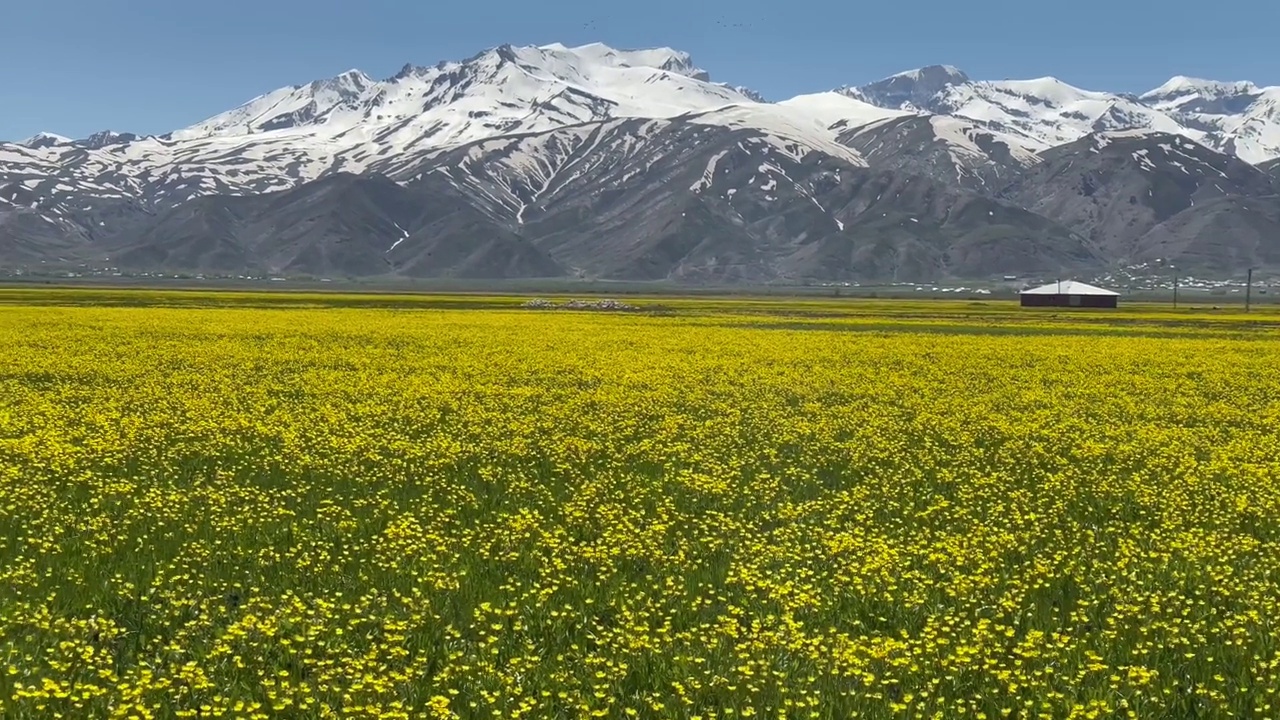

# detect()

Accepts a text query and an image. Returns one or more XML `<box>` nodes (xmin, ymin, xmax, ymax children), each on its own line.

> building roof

<box><xmin>1020</xmin><ymin>280</ymin><xmax>1120</xmax><ymax>296</ymax></box>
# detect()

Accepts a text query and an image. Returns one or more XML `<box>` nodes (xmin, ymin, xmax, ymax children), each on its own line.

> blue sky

<box><xmin>3</xmin><ymin>0</ymin><xmax>1277</xmax><ymax>141</ymax></box>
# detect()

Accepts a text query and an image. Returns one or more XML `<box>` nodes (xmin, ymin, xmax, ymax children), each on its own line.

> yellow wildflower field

<box><xmin>2</xmin><ymin>290</ymin><xmax>1280</xmax><ymax>719</ymax></box>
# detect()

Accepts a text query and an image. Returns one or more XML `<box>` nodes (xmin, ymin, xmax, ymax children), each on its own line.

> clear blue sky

<box><xmin>3</xmin><ymin>0</ymin><xmax>1277</xmax><ymax>141</ymax></box>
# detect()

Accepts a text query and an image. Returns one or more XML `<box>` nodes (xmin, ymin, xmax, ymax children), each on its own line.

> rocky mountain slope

<box><xmin>3</xmin><ymin>42</ymin><xmax>1279</xmax><ymax>282</ymax></box>
<box><xmin>1000</xmin><ymin>131</ymin><xmax>1280</xmax><ymax>272</ymax></box>
<box><xmin>113</xmin><ymin>173</ymin><xmax>562</xmax><ymax>279</ymax></box>
<box><xmin>413</xmin><ymin>117</ymin><xmax>1094</xmax><ymax>282</ymax></box>
<box><xmin>57</xmin><ymin>117</ymin><xmax>1094</xmax><ymax>282</ymax></box>
<box><xmin>1263</xmin><ymin>158</ymin><xmax>1280</xmax><ymax>184</ymax></box>
<box><xmin>834</xmin><ymin>115</ymin><xmax>1040</xmax><ymax>193</ymax></box>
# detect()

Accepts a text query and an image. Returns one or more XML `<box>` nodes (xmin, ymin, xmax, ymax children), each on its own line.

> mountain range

<box><xmin>3</xmin><ymin>42</ymin><xmax>1279</xmax><ymax>283</ymax></box>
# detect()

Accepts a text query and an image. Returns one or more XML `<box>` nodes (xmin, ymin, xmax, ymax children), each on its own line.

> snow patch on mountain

<box><xmin>542</xmin><ymin>42</ymin><xmax>709</xmax><ymax>80</ymax></box>
<box><xmin>690</xmin><ymin>149</ymin><xmax>731</xmax><ymax>193</ymax></box>
<box><xmin>776</xmin><ymin>92</ymin><xmax>912</xmax><ymax>131</ymax></box>
<box><xmin>687</xmin><ymin>104</ymin><xmax>868</xmax><ymax>165</ymax></box>
<box><xmin>928</xmin><ymin>115</ymin><xmax>1039</xmax><ymax>166</ymax></box>
<box><xmin>1089</xmin><ymin>128</ymin><xmax>1166</xmax><ymax>151</ymax></box>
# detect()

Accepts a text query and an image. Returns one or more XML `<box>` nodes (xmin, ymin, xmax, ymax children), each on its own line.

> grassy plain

<box><xmin>2</xmin><ymin>288</ymin><xmax>1280</xmax><ymax>719</ymax></box>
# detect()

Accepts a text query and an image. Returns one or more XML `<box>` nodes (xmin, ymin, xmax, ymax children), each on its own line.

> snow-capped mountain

<box><xmin>775</xmin><ymin>92</ymin><xmax>911</xmax><ymax>134</ymax></box>
<box><xmin>79</xmin><ymin>131</ymin><xmax>140</xmax><ymax>150</ymax></box>
<box><xmin>108</xmin><ymin>116</ymin><xmax>1096</xmax><ymax>282</ymax></box>
<box><xmin>18</xmin><ymin>132</ymin><xmax>72</xmax><ymax>150</ymax></box>
<box><xmin>940</xmin><ymin>78</ymin><xmax>1197</xmax><ymax>149</ymax></box>
<box><xmin>4</xmin><ymin>41</ymin><xmax>1280</xmax><ymax>281</ymax></box>
<box><xmin>841</xmin><ymin>66</ymin><xmax>1280</xmax><ymax>165</ymax></box>
<box><xmin>13</xmin><ymin>130</ymin><xmax>140</xmax><ymax>151</ymax></box>
<box><xmin>1</xmin><ymin>42</ymin><xmax>770</xmax><ymax>215</ymax></box>
<box><xmin>842</xmin><ymin>66</ymin><xmax>1198</xmax><ymax>151</ymax></box>
<box><xmin>1139</xmin><ymin>77</ymin><xmax>1280</xmax><ymax>165</ymax></box>
<box><xmin>1141</xmin><ymin>76</ymin><xmax>1263</xmax><ymax>114</ymax></box>
<box><xmin>169</xmin><ymin>43</ymin><xmax>749</xmax><ymax>146</ymax></box>
<box><xmin>840</xmin><ymin>65</ymin><xmax>971</xmax><ymax>112</ymax></box>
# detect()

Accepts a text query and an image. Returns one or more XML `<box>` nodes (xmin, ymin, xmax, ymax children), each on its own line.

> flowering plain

<box><xmin>2</xmin><ymin>290</ymin><xmax>1280</xmax><ymax>719</ymax></box>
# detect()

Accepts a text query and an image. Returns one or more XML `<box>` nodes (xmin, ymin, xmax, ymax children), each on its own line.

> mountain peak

<box><xmin>78</xmin><ymin>130</ymin><xmax>139</xmax><ymax>149</ymax></box>
<box><xmin>1133</xmin><ymin>76</ymin><xmax>1278</xmax><ymax>163</ymax></box>
<box><xmin>1143</xmin><ymin>75</ymin><xmax>1259</xmax><ymax>100</ymax></box>
<box><xmin>18</xmin><ymin>132</ymin><xmax>71</xmax><ymax>149</ymax></box>
<box><xmin>843</xmin><ymin>65</ymin><xmax>971</xmax><ymax>112</ymax></box>
<box><xmin>537</xmin><ymin>42</ymin><xmax>710</xmax><ymax>81</ymax></box>
<box><xmin>307</xmin><ymin>69</ymin><xmax>373</xmax><ymax>95</ymax></box>
<box><xmin>728</xmin><ymin>85</ymin><xmax>767</xmax><ymax>103</ymax></box>
<box><xmin>888</xmin><ymin>65</ymin><xmax>970</xmax><ymax>83</ymax></box>
<box><xmin>166</xmin><ymin>41</ymin><xmax>750</xmax><ymax>149</ymax></box>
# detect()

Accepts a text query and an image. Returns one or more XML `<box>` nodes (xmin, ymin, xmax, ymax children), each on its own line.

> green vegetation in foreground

<box><xmin>1</xmin><ymin>290</ymin><xmax>1279</xmax><ymax>718</ymax></box>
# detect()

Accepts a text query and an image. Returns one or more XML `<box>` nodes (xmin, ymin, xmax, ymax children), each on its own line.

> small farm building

<box><xmin>1020</xmin><ymin>281</ymin><xmax>1120</xmax><ymax>308</ymax></box>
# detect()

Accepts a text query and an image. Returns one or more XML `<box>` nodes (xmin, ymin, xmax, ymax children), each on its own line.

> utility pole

<box><xmin>1172</xmin><ymin>266</ymin><xmax>1178</xmax><ymax>309</ymax></box>
<box><xmin>1246</xmin><ymin>267</ymin><xmax>1255</xmax><ymax>313</ymax></box>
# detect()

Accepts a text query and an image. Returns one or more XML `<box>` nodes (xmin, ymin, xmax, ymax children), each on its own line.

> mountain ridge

<box><xmin>11</xmin><ymin>49</ymin><xmax>1280</xmax><ymax>166</ymax></box>
<box><xmin>4</xmin><ymin>42</ymin><xmax>1280</xmax><ymax>283</ymax></box>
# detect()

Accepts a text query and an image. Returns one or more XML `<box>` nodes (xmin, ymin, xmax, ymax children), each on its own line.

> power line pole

<box><xmin>1246</xmin><ymin>267</ymin><xmax>1255</xmax><ymax>313</ymax></box>
<box><xmin>1173</xmin><ymin>266</ymin><xmax>1178</xmax><ymax>309</ymax></box>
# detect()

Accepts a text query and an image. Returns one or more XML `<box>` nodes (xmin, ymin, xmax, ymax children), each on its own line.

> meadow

<box><xmin>2</xmin><ymin>288</ymin><xmax>1279</xmax><ymax>719</ymax></box>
